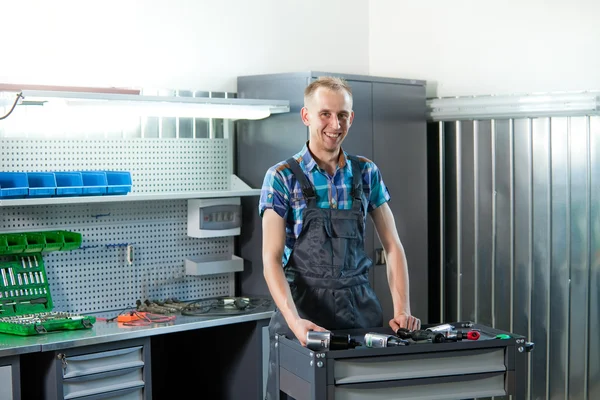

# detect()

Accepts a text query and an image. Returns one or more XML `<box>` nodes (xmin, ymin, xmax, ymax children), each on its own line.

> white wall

<box><xmin>3</xmin><ymin>1</ymin><xmax>598</xmax><ymax>98</ymax></box>
<box><xmin>1</xmin><ymin>0</ymin><xmax>369</xmax><ymax>93</ymax></box>
<box><xmin>369</xmin><ymin>0</ymin><xmax>600</xmax><ymax>97</ymax></box>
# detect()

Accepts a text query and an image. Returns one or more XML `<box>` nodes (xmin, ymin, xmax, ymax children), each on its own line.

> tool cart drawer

<box><xmin>333</xmin><ymin>347</ymin><xmax>506</xmax><ymax>384</ymax></box>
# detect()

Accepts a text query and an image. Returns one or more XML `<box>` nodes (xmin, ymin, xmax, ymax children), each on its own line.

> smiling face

<box><xmin>301</xmin><ymin>87</ymin><xmax>354</xmax><ymax>160</ymax></box>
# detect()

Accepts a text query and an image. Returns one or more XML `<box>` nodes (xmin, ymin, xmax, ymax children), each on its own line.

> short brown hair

<box><xmin>304</xmin><ymin>76</ymin><xmax>353</xmax><ymax>105</ymax></box>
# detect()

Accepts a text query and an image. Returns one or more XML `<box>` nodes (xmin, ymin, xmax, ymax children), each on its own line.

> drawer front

<box><xmin>91</xmin><ymin>387</ymin><xmax>144</xmax><ymax>400</ymax></box>
<box><xmin>334</xmin><ymin>373</ymin><xmax>506</xmax><ymax>400</ymax></box>
<box><xmin>334</xmin><ymin>347</ymin><xmax>505</xmax><ymax>384</ymax></box>
<box><xmin>63</xmin><ymin>346</ymin><xmax>144</xmax><ymax>379</ymax></box>
<box><xmin>0</xmin><ymin>365</ymin><xmax>13</xmax><ymax>399</ymax></box>
<box><xmin>63</xmin><ymin>366</ymin><xmax>144</xmax><ymax>399</ymax></box>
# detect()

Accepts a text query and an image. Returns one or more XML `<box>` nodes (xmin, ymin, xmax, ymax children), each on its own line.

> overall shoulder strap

<box><xmin>286</xmin><ymin>158</ymin><xmax>316</xmax><ymax>204</ymax></box>
<box><xmin>347</xmin><ymin>155</ymin><xmax>364</xmax><ymax>211</ymax></box>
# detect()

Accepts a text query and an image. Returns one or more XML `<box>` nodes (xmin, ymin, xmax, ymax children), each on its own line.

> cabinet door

<box><xmin>236</xmin><ymin>76</ymin><xmax>310</xmax><ymax>296</ymax></box>
<box><xmin>339</xmin><ymin>80</ymin><xmax>376</xmax><ymax>286</ymax></box>
<box><xmin>373</xmin><ymin>82</ymin><xmax>428</xmax><ymax>323</ymax></box>
<box><xmin>0</xmin><ymin>359</ymin><xmax>19</xmax><ymax>400</ymax></box>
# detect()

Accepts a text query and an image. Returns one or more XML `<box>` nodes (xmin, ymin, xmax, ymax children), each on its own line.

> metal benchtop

<box><xmin>0</xmin><ymin>308</ymin><xmax>274</xmax><ymax>357</ymax></box>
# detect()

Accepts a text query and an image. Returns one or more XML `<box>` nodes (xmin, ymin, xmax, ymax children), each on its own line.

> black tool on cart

<box><xmin>396</xmin><ymin>327</ymin><xmax>446</xmax><ymax>343</ymax></box>
<box><xmin>364</xmin><ymin>332</ymin><xmax>410</xmax><ymax>347</ymax></box>
<box><xmin>306</xmin><ymin>331</ymin><xmax>360</xmax><ymax>351</ymax></box>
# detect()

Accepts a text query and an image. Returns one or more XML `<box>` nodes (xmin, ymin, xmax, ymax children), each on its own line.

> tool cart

<box><xmin>273</xmin><ymin>322</ymin><xmax>534</xmax><ymax>400</ymax></box>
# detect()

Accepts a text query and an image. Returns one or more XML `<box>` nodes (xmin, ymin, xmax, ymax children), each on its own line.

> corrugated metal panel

<box><xmin>438</xmin><ymin>116</ymin><xmax>600</xmax><ymax>400</ymax></box>
<box><xmin>589</xmin><ymin>117</ymin><xmax>600</xmax><ymax>400</ymax></box>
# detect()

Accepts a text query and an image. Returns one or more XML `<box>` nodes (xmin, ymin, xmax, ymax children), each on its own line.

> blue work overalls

<box><xmin>265</xmin><ymin>155</ymin><xmax>383</xmax><ymax>399</ymax></box>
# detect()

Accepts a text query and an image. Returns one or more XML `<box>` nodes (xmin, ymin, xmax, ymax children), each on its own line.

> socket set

<box><xmin>0</xmin><ymin>253</ymin><xmax>95</xmax><ymax>336</ymax></box>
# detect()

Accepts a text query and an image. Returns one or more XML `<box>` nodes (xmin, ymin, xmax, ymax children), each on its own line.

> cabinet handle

<box><xmin>57</xmin><ymin>353</ymin><xmax>68</xmax><ymax>371</ymax></box>
<box><xmin>374</xmin><ymin>248</ymin><xmax>387</xmax><ymax>265</ymax></box>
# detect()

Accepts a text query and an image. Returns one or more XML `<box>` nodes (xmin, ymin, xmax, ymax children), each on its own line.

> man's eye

<box><xmin>321</xmin><ymin>113</ymin><xmax>330</xmax><ymax>117</ymax></box>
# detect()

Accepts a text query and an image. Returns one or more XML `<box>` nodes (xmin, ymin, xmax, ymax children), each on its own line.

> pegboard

<box><xmin>0</xmin><ymin>200</ymin><xmax>236</xmax><ymax>314</ymax></box>
<box><xmin>0</xmin><ymin>138</ymin><xmax>231</xmax><ymax>192</ymax></box>
<box><xmin>0</xmin><ymin>133</ymin><xmax>244</xmax><ymax>314</ymax></box>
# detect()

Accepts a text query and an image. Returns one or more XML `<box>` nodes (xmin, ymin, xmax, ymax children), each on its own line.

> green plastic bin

<box><xmin>4</xmin><ymin>234</ymin><xmax>27</xmax><ymax>255</ymax></box>
<box><xmin>23</xmin><ymin>232</ymin><xmax>46</xmax><ymax>253</ymax></box>
<box><xmin>0</xmin><ymin>236</ymin><xmax>8</xmax><ymax>254</ymax></box>
<box><xmin>41</xmin><ymin>232</ymin><xmax>64</xmax><ymax>252</ymax></box>
<box><xmin>59</xmin><ymin>231</ymin><xmax>82</xmax><ymax>251</ymax></box>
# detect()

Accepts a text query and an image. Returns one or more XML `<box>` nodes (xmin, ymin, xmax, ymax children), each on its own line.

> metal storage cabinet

<box><xmin>21</xmin><ymin>337</ymin><xmax>151</xmax><ymax>400</ymax></box>
<box><xmin>236</xmin><ymin>72</ymin><xmax>428</xmax><ymax>323</ymax></box>
<box><xmin>0</xmin><ymin>356</ymin><xmax>21</xmax><ymax>400</ymax></box>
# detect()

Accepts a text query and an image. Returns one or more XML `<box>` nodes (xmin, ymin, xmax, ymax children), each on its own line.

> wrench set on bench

<box><xmin>0</xmin><ymin>231</ymin><xmax>96</xmax><ymax>336</ymax></box>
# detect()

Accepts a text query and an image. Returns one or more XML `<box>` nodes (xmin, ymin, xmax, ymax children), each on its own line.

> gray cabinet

<box><xmin>0</xmin><ymin>356</ymin><xmax>20</xmax><ymax>400</ymax></box>
<box><xmin>21</xmin><ymin>338</ymin><xmax>151</xmax><ymax>400</ymax></box>
<box><xmin>236</xmin><ymin>71</ymin><xmax>428</xmax><ymax>324</ymax></box>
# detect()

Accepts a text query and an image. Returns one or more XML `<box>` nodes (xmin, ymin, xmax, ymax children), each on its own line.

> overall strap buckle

<box><xmin>286</xmin><ymin>157</ymin><xmax>316</xmax><ymax>201</ymax></box>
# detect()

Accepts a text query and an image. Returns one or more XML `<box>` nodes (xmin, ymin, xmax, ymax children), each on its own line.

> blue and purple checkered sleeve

<box><xmin>259</xmin><ymin>167</ymin><xmax>291</xmax><ymax>219</ymax></box>
<box><xmin>366</xmin><ymin>162</ymin><xmax>391</xmax><ymax>212</ymax></box>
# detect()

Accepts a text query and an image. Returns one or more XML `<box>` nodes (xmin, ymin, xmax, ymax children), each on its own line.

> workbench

<box><xmin>273</xmin><ymin>322</ymin><xmax>532</xmax><ymax>400</ymax></box>
<box><xmin>0</xmin><ymin>307</ymin><xmax>274</xmax><ymax>399</ymax></box>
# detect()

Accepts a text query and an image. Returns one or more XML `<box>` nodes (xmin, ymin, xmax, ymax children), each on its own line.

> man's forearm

<box><xmin>263</xmin><ymin>258</ymin><xmax>299</xmax><ymax>325</ymax></box>
<box><xmin>385</xmin><ymin>246</ymin><xmax>411</xmax><ymax>315</ymax></box>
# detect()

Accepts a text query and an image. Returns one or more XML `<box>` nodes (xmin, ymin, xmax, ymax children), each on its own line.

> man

<box><xmin>260</xmin><ymin>76</ymin><xmax>420</xmax><ymax>399</ymax></box>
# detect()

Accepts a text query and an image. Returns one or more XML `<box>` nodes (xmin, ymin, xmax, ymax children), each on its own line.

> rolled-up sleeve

<box><xmin>367</xmin><ymin>162</ymin><xmax>391</xmax><ymax>212</ymax></box>
<box><xmin>259</xmin><ymin>167</ymin><xmax>290</xmax><ymax>219</ymax></box>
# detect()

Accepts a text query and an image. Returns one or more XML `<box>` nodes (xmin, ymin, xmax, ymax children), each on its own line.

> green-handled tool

<box><xmin>495</xmin><ymin>334</ymin><xmax>511</xmax><ymax>339</ymax></box>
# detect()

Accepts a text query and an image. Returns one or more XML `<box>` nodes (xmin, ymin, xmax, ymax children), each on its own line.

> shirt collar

<box><xmin>299</xmin><ymin>141</ymin><xmax>349</xmax><ymax>173</ymax></box>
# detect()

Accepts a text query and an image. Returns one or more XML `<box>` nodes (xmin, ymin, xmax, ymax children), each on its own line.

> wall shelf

<box><xmin>185</xmin><ymin>255</ymin><xmax>244</xmax><ymax>276</ymax></box>
<box><xmin>0</xmin><ymin>175</ymin><xmax>259</xmax><ymax>206</ymax></box>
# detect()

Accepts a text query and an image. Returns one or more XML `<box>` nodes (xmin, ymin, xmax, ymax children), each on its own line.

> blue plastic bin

<box><xmin>0</xmin><ymin>172</ymin><xmax>29</xmax><ymax>199</ymax></box>
<box><xmin>80</xmin><ymin>171</ymin><xmax>107</xmax><ymax>196</ymax></box>
<box><xmin>105</xmin><ymin>171</ymin><xmax>132</xmax><ymax>195</ymax></box>
<box><xmin>27</xmin><ymin>172</ymin><xmax>57</xmax><ymax>197</ymax></box>
<box><xmin>54</xmin><ymin>172</ymin><xmax>84</xmax><ymax>196</ymax></box>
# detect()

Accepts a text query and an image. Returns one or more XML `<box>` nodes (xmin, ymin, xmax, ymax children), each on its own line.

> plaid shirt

<box><xmin>259</xmin><ymin>143</ymin><xmax>391</xmax><ymax>266</ymax></box>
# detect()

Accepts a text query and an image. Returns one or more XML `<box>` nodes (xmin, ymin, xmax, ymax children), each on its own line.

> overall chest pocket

<box><xmin>324</xmin><ymin>214</ymin><xmax>359</xmax><ymax>239</ymax></box>
<box><xmin>323</xmin><ymin>214</ymin><xmax>362</xmax><ymax>269</ymax></box>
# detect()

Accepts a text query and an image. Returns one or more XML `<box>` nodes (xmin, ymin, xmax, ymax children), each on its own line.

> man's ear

<box><xmin>301</xmin><ymin>107</ymin><xmax>310</xmax><ymax>126</ymax></box>
<box><xmin>348</xmin><ymin>111</ymin><xmax>355</xmax><ymax>127</ymax></box>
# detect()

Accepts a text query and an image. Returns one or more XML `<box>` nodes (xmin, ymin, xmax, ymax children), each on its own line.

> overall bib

<box><xmin>265</xmin><ymin>155</ymin><xmax>383</xmax><ymax>399</ymax></box>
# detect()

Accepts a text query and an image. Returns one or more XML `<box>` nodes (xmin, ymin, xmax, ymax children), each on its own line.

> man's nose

<box><xmin>330</xmin><ymin>115</ymin><xmax>341</xmax><ymax>129</ymax></box>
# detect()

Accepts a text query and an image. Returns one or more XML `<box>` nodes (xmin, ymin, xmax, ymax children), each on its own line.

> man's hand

<box><xmin>290</xmin><ymin>318</ymin><xmax>328</xmax><ymax>346</ymax></box>
<box><xmin>389</xmin><ymin>313</ymin><xmax>421</xmax><ymax>332</ymax></box>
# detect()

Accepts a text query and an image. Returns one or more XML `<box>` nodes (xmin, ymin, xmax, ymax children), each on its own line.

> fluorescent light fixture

<box><xmin>427</xmin><ymin>92</ymin><xmax>600</xmax><ymax>121</ymax></box>
<box><xmin>17</xmin><ymin>90</ymin><xmax>290</xmax><ymax>120</ymax></box>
